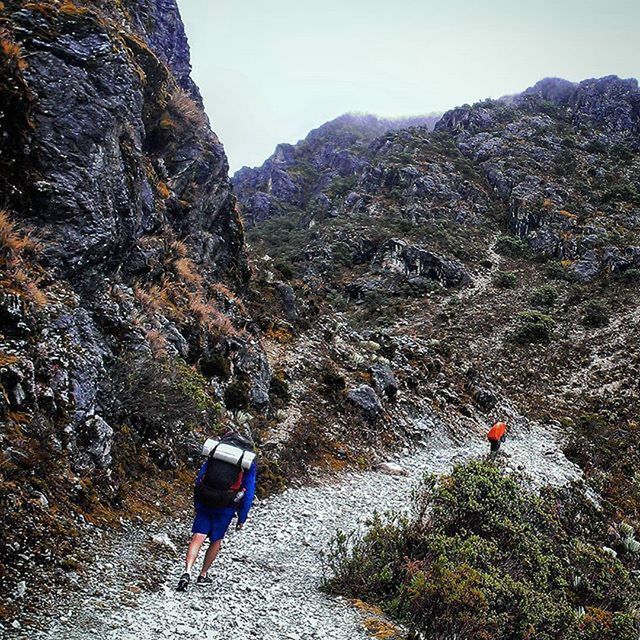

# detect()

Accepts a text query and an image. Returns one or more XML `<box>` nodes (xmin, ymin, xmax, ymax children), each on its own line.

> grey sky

<box><xmin>178</xmin><ymin>0</ymin><xmax>639</xmax><ymax>173</ymax></box>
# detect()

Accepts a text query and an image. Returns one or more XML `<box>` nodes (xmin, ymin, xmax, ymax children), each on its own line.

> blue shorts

<box><xmin>192</xmin><ymin>505</ymin><xmax>235</xmax><ymax>542</ymax></box>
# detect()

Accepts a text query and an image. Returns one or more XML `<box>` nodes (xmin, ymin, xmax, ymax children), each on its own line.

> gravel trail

<box><xmin>31</xmin><ymin>424</ymin><xmax>580</xmax><ymax>640</ymax></box>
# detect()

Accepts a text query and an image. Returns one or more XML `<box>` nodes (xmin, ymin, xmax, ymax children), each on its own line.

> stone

<box><xmin>370</xmin><ymin>363</ymin><xmax>398</xmax><ymax>401</ymax></box>
<box><xmin>376</xmin><ymin>462</ymin><xmax>409</xmax><ymax>476</ymax></box>
<box><xmin>14</xmin><ymin>581</ymin><xmax>26</xmax><ymax>599</ymax></box>
<box><xmin>347</xmin><ymin>385</ymin><xmax>382</xmax><ymax>421</ymax></box>
<box><xmin>78</xmin><ymin>415</ymin><xmax>114</xmax><ymax>470</ymax></box>
<box><xmin>151</xmin><ymin>533</ymin><xmax>177</xmax><ymax>554</ymax></box>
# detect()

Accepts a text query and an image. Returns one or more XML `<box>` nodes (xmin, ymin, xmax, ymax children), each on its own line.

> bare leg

<box><xmin>185</xmin><ymin>533</ymin><xmax>207</xmax><ymax>573</ymax></box>
<box><xmin>199</xmin><ymin>540</ymin><xmax>222</xmax><ymax>576</ymax></box>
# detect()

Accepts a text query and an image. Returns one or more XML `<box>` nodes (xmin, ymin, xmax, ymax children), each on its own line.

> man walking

<box><xmin>177</xmin><ymin>432</ymin><xmax>257</xmax><ymax>592</ymax></box>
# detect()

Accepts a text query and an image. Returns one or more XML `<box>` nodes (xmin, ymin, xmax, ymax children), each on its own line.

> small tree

<box><xmin>493</xmin><ymin>270</ymin><xmax>518</xmax><ymax>289</ymax></box>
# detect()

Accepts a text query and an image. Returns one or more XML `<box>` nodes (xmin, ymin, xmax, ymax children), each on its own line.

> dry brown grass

<box><xmin>169</xmin><ymin>239</ymin><xmax>189</xmax><ymax>258</ymax></box>
<box><xmin>0</xmin><ymin>210</ymin><xmax>47</xmax><ymax>307</ymax></box>
<box><xmin>0</xmin><ymin>210</ymin><xmax>40</xmax><ymax>257</ymax></box>
<box><xmin>0</xmin><ymin>352</ymin><xmax>18</xmax><ymax>367</ymax></box>
<box><xmin>174</xmin><ymin>257</ymin><xmax>204</xmax><ymax>287</ymax></box>
<box><xmin>166</xmin><ymin>87</ymin><xmax>207</xmax><ymax>130</ymax></box>
<box><xmin>59</xmin><ymin>0</ymin><xmax>90</xmax><ymax>16</ymax></box>
<box><xmin>145</xmin><ymin>328</ymin><xmax>169</xmax><ymax>359</ymax></box>
<box><xmin>134</xmin><ymin>279</ymin><xmax>183</xmax><ymax>321</ymax></box>
<box><xmin>157</xmin><ymin>181</ymin><xmax>171</xmax><ymax>199</ymax></box>
<box><xmin>186</xmin><ymin>295</ymin><xmax>236</xmax><ymax>336</ymax></box>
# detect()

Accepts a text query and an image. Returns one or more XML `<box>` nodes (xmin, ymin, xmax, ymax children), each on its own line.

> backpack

<box><xmin>195</xmin><ymin>433</ymin><xmax>254</xmax><ymax>509</ymax></box>
<box><xmin>488</xmin><ymin>422</ymin><xmax>507</xmax><ymax>443</ymax></box>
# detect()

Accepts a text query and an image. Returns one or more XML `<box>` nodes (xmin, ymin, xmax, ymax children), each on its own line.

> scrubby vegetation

<box><xmin>493</xmin><ymin>270</ymin><xmax>518</xmax><ymax>289</ymax></box>
<box><xmin>581</xmin><ymin>300</ymin><xmax>610</xmax><ymax>328</ymax></box>
<box><xmin>510</xmin><ymin>310</ymin><xmax>556</xmax><ymax>344</ymax></box>
<box><xmin>325</xmin><ymin>461</ymin><xmax>640</xmax><ymax>640</ymax></box>
<box><xmin>530</xmin><ymin>284</ymin><xmax>558</xmax><ymax>308</ymax></box>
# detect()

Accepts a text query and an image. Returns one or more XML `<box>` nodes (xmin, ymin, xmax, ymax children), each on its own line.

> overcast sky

<box><xmin>178</xmin><ymin>0</ymin><xmax>639</xmax><ymax>173</ymax></box>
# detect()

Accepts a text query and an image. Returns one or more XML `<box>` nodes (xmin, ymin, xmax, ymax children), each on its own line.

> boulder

<box><xmin>347</xmin><ymin>385</ymin><xmax>382</xmax><ymax>421</ymax></box>
<box><xmin>77</xmin><ymin>414</ymin><xmax>114</xmax><ymax>470</ymax></box>
<box><xmin>375</xmin><ymin>239</ymin><xmax>470</xmax><ymax>287</ymax></box>
<box><xmin>376</xmin><ymin>462</ymin><xmax>409</xmax><ymax>476</ymax></box>
<box><xmin>370</xmin><ymin>363</ymin><xmax>398</xmax><ymax>401</ymax></box>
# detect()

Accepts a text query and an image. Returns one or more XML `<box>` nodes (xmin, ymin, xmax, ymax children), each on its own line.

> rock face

<box><xmin>234</xmin><ymin>113</ymin><xmax>441</xmax><ymax>227</ymax></box>
<box><xmin>375</xmin><ymin>239</ymin><xmax>470</xmax><ymax>287</ymax></box>
<box><xmin>0</xmin><ymin>0</ymin><xmax>266</xmax><ymax>609</ymax></box>
<box><xmin>0</xmin><ymin>0</ymin><xmax>258</xmax><ymax>460</ymax></box>
<box><xmin>435</xmin><ymin>76</ymin><xmax>640</xmax><ymax>279</ymax></box>
<box><xmin>5</xmin><ymin>1</ymin><xmax>244</xmax><ymax>276</ymax></box>
<box><xmin>243</xmin><ymin>75</ymin><xmax>640</xmax><ymax>285</ymax></box>
<box><xmin>347</xmin><ymin>384</ymin><xmax>383</xmax><ymax>421</ymax></box>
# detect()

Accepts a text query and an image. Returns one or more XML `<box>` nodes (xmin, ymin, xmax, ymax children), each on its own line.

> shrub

<box><xmin>493</xmin><ymin>270</ymin><xmax>517</xmax><ymax>289</ymax></box>
<box><xmin>582</xmin><ymin>300</ymin><xmax>609</xmax><ymax>328</ymax></box>
<box><xmin>619</xmin><ymin>268</ymin><xmax>640</xmax><ymax>284</ymax></box>
<box><xmin>530</xmin><ymin>284</ymin><xmax>558</xmax><ymax>308</ymax></box>
<box><xmin>546</xmin><ymin>262</ymin><xmax>578</xmax><ymax>282</ymax></box>
<box><xmin>602</xmin><ymin>183</ymin><xmax>640</xmax><ymax>205</ymax></box>
<box><xmin>274</xmin><ymin>261</ymin><xmax>294</xmax><ymax>280</ymax></box>
<box><xmin>494</xmin><ymin>234</ymin><xmax>528</xmax><ymax>257</ymax></box>
<box><xmin>325</xmin><ymin>461</ymin><xmax>640</xmax><ymax>640</ymax></box>
<box><xmin>511</xmin><ymin>310</ymin><xmax>556</xmax><ymax>344</ymax></box>
<box><xmin>321</xmin><ymin>367</ymin><xmax>346</xmax><ymax>395</ymax></box>
<box><xmin>103</xmin><ymin>354</ymin><xmax>210</xmax><ymax>441</ymax></box>
<box><xmin>224</xmin><ymin>379</ymin><xmax>250</xmax><ymax>410</ymax></box>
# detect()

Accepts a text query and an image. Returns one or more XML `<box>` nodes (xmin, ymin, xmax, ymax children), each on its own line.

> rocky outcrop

<box><xmin>0</xmin><ymin>0</ymin><xmax>266</xmax><ymax>610</ymax></box>
<box><xmin>3</xmin><ymin>1</ymin><xmax>244</xmax><ymax>277</ymax></box>
<box><xmin>234</xmin><ymin>113</ymin><xmax>440</xmax><ymax>227</ymax></box>
<box><xmin>375</xmin><ymin>239</ymin><xmax>470</xmax><ymax>287</ymax></box>
<box><xmin>433</xmin><ymin>75</ymin><xmax>640</xmax><ymax>279</ymax></box>
<box><xmin>347</xmin><ymin>384</ymin><xmax>382</xmax><ymax>421</ymax></box>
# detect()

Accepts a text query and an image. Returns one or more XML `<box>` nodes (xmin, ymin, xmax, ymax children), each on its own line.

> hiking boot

<box><xmin>176</xmin><ymin>573</ymin><xmax>190</xmax><ymax>592</ymax></box>
<box><xmin>196</xmin><ymin>574</ymin><xmax>213</xmax><ymax>586</ymax></box>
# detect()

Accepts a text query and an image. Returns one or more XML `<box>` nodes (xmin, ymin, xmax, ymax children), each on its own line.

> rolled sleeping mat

<box><xmin>202</xmin><ymin>438</ymin><xmax>218</xmax><ymax>457</ymax></box>
<box><xmin>202</xmin><ymin>438</ymin><xmax>256</xmax><ymax>470</ymax></box>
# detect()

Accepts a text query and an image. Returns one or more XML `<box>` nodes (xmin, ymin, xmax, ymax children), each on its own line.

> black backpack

<box><xmin>195</xmin><ymin>433</ymin><xmax>254</xmax><ymax>509</ymax></box>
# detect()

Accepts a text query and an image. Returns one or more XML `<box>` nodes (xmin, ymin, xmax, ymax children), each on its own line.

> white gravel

<box><xmin>30</xmin><ymin>424</ymin><xmax>580</xmax><ymax>640</ymax></box>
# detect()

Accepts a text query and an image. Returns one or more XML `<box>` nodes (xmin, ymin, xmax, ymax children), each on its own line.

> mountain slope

<box><xmin>240</xmin><ymin>75</ymin><xmax>640</xmax><ymax>523</ymax></box>
<box><xmin>233</xmin><ymin>113</ymin><xmax>441</xmax><ymax>227</ymax></box>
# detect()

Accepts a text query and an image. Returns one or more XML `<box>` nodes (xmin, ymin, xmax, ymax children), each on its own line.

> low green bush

<box><xmin>546</xmin><ymin>261</ymin><xmax>579</xmax><ymax>282</ymax></box>
<box><xmin>269</xmin><ymin>373</ymin><xmax>290</xmax><ymax>407</ymax></box>
<box><xmin>494</xmin><ymin>234</ymin><xmax>528</xmax><ymax>257</ymax></box>
<box><xmin>602</xmin><ymin>183</ymin><xmax>640</xmax><ymax>205</ymax></box>
<box><xmin>493</xmin><ymin>270</ymin><xmax>517</xmax><ymax>289</ymax></box>
<box><xmin>582</xmin><ymin>300</ymin><xmax>609</xmax><ymax>328</ymax></box>
<box><xmin>511</xmin><ymin>310</ymin><xmax>556</xmax><ymax>344</ymax></box>
<box><xmin>324</xmin><ymin>461</ymin><xmax>640</xmax><ymax>640</ymax></box>
<box><xmin>619</xmin><ymin>268</ymin><xmax>640</xmax><ymax>284</ymax></box>
<box><xmin>530</xmin><ymin>284</ymin><xmax>558</xmax><ymax>308</ymax></box>
<box><xmin>224</xmin><ymin>379</ymin><xmax>250</xmax><ymax>410</ymax></box>
<box><xmin>199</xmin><ymin>353</ymin><xmax>231</xmax><ymax>380</ymax></box>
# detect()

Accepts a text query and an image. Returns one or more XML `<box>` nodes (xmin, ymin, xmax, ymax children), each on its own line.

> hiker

<box><xmin>487</xmin><ymin>420</ymin><xmax>508</xmax><ymax>454</ymax></box>
<box><xmin>177</xmin><ymin>431</ymin><xmax>257</xmax><ymax>592</ymax></box>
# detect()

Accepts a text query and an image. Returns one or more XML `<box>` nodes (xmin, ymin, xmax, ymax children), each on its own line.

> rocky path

<box><xmin>30</xmin><ymin>425</ymin><xmax>580</xmax><ymax>640</ymax></box>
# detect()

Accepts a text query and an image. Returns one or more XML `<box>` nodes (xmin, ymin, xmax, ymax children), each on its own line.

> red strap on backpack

<box><xmin>230</xmin><ymin>470</ymin><xmax>244</xmax><ymax>491</ymax></box>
